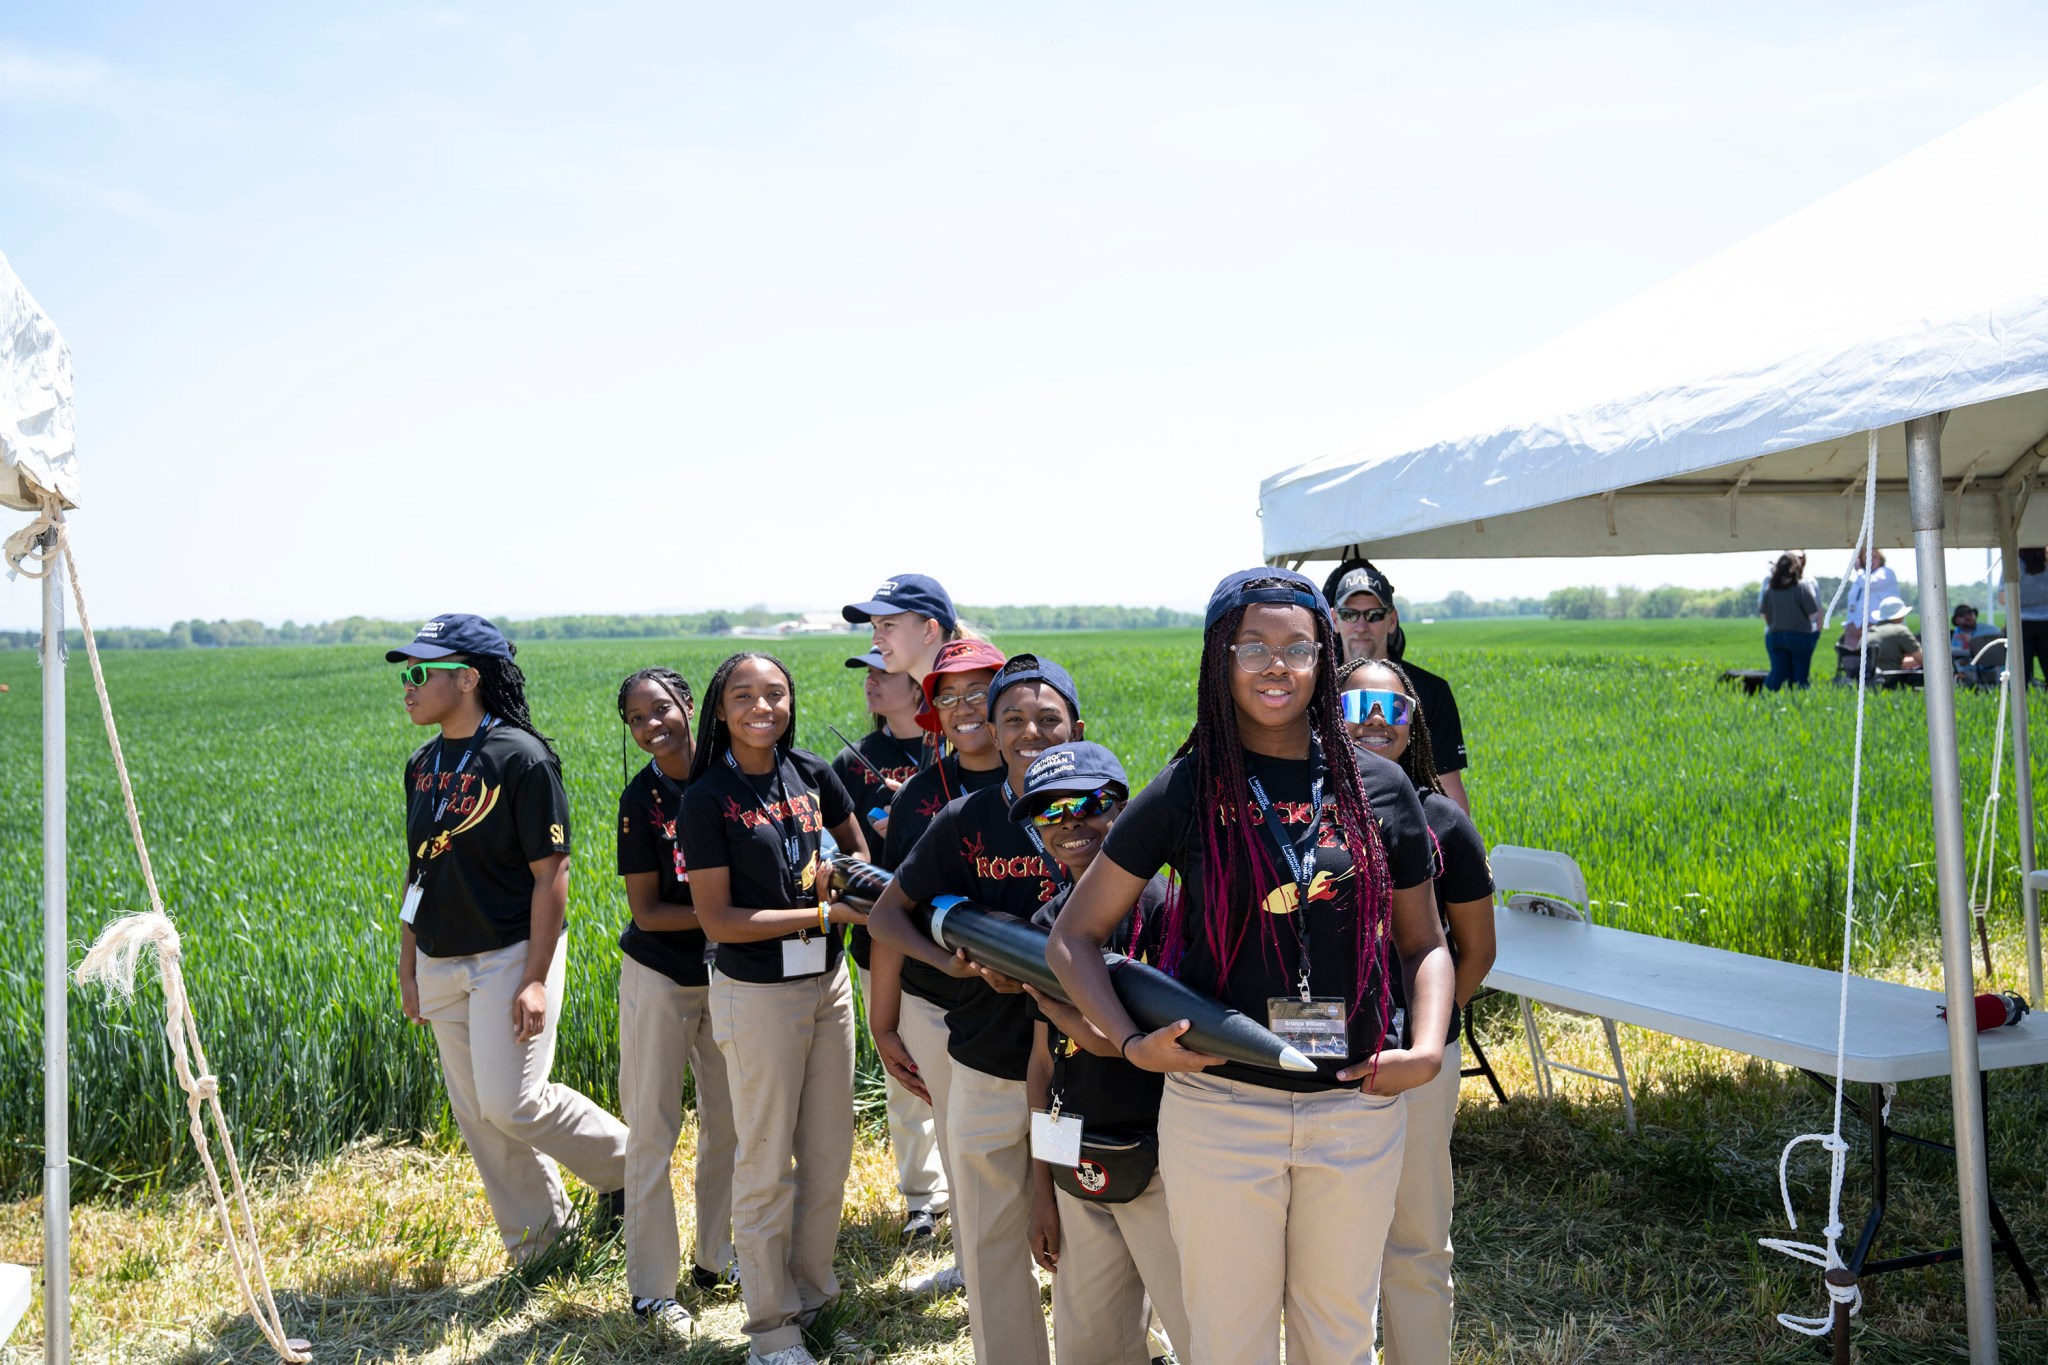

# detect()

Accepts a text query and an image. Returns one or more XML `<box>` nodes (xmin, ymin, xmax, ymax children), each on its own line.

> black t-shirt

<box><xmin>1101</xmin><ymin>743</ymin><xmax>1431</xmax><ymax>1092</ymax></box>
<box><xmin>895</xmin><ymin>779</ymin><xmax>1062</xmax><ymax>1080</ymax></box>
<box><xmin>879</xmin><ymin>756</ymin><xmax>1006</xmax><ymax>1009</ymax></box>
<box><xmin>677</xmin><ymin>748</ymin><xmax>856</xmax><ymax>985</ymax></box>
<box><xmin>836</xmin><ymin>728</ymin><xmax>931</xmax><ymax>971</ymax></box>
<box><xmin>1398</xmin><ymin>786</ymin><xmax>1493</xmax><ymax>1045</ymax></box>
<box><xmin>403</xmin><ymin>724</ymin><xmax>572</xmax><ymax>959</ymax></box>
<box><xmin>615</xmin><ymin>763</ymin><xmax>712</xmax><ymax>988</ymax></box>
<box><xmin>1402</xmin><ymin>659</ymin><xmax>1467</xmax><ymax>774</ymax></box>
<box><xmin>1032</xmin><ymin>877</ymin><xmax>1169</xmax><ymax>1136</ymax></box>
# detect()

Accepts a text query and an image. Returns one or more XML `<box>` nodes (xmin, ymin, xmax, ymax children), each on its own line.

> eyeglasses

<box><xmin>399</xmin><ymin>662</ymin><xmax>470</xmax><ymax>687</ymax></box>
<box><xmin>1336</xmin><ymin>606</ymin><xmax>1392</xmax><ymax>625</ymax></box>
<box><xmin>1031</xmin><ymin>789</ymin><xmax>1120</xmax><ymax>827</ymax></box>
<box><xmin>1341</xmin><ymin>689</ymin><xmax>1413</xmax><ymax>726</ymax></box>
<box><xmin>932</xmin><ymin>688</ymin><xmax>989</xmax><ymax>711</ymax></box>
<box><xmin>1228</xmin><ymin>641</ymin><xmax>1321</xmax><ymax>673</ymax></box>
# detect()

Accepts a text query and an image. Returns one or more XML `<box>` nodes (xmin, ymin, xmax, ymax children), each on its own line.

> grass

<box><xmin>2</xmin><ymin>620</ymin><xmax>2046</xmax><ymax>1360</ymax></box>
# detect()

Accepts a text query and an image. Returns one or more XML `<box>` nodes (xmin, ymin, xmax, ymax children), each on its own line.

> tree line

<box><xmin>0</xmin><ymin>604</ymin><xmax>1201</xmax><ymax>651</ymax></box>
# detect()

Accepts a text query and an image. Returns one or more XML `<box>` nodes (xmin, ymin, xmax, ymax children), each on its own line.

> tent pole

<box><xmin>1997</xmin><ymin>492</ymin><xmax>2041</xmax><ymax>1004</ymax></box>
<box><xmin>40</xmin><ymin>531</ymin><xmax>69</xmax><ymax>1365</ymax></box>
<box><xmin>1907</xmin><ymin>414</ymin><xmax>1998</xmax><ymax>1361</ymax></box>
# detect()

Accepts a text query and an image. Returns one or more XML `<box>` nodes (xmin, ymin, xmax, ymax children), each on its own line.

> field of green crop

<box><xmin>1</xmin><ymin>619</ymin><xmax>2042</xmax><ymax>1194</ymax></box>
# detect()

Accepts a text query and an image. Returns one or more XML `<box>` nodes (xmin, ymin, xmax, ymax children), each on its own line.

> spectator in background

<box><xmin>1841</xmin><ymin>548</ymin><xmax>1900</xmax><ymax>651</ymax></box>
<box><xmin>1322</xmin><ymin>559</ymin><xmax>1472</xmax><ymax>814</ymax></box>
<box><xmin>2013</xmin><ymin>548</ymin><xmax>2048</xmax><ymax>688</ymax></box>
<box><xmin>1864</xmin><ymin>597</ymin><xmax>1923</xmax><ymax>672</ymax></box>
<box><xmin>1756</xmin><ymin>551</ymin><xmax>1821</xmax><ymax>690</ymax></box>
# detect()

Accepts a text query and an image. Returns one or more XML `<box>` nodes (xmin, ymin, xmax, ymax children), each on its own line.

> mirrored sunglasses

<box><xmin>1030</xmin><ymin>788</ymin><xmax>1120</xmax><ymax>827</ymax></box>
<box><xmin>1341</xmin><ymin>688</ymin><xmax>1413</xmax><ymax>726</ymax></box>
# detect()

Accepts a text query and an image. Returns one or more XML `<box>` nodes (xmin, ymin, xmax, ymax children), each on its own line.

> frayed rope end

<box><xmin>75</xmin><ymin>911</ymin><xmax>182</xmax><ymax>997</ymax></box>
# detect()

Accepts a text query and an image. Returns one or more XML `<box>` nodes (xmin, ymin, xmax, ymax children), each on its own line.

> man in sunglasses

<box><xmin>1326</xmin><ymin>562</ymin><xmax>1471</xmax><ymax>814</ymax></box>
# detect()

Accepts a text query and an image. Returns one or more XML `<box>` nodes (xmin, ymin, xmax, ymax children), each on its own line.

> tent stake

<box><xmin>1907</xmin><ymin>413</ymin><xmax>1999</xmax><ymax>1363</ymax></box>
<box><xmin>40</xmin><ymin>532</ymin><xmax>69</xmax><ymax>1365</ymax></box>
<box><xmin>1997</xmin><ymin>491</ymin><xmax>2042</xmax><ymax>1006</ymax></box>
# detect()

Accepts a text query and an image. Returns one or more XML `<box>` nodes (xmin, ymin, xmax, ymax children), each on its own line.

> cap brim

<box><xmin>841</xmin><ymin>600</ymin><xmax>894</xmax><ymax>624</ymax></box>
<box><xmin>1008</xmin><ymin>777</ymin><xmax>1125</xmax><ymax>823</ymax></box>
<box><xmin>844</xmin><ymin>652</ymin><xmax>887</xmax><ymax>669</ymax></box>
<box><xmin>385</xmin><ymin>642</ymin><xmax>463</xmax><ymax>663</ymax></box>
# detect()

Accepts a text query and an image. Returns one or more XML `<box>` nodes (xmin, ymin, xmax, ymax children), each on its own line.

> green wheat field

<box><xmin>3</xmin><ymin>620</ymin><xmax>2046</xmax><ymax>1362</ymax></box>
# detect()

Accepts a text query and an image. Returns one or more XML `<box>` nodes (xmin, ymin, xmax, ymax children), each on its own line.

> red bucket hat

<box><xmin>916</xmin><ymin>639</ymin><xmax>1009</xmax><ymax>733</ymax></box>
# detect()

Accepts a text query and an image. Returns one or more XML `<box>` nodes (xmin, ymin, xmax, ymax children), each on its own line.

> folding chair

<box><xmin>1490</xmin><ymin>845</ymin><xmax>1638</xmax><ymax>1134</ymax></box>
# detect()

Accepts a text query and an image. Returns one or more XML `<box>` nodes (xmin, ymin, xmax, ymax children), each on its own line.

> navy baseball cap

<box><xmin>1008</xmin><ymin>741</ymin><xmax>1128</xmax><ymax>822</ymax></box>
<box><xmin>385</xmin><ymin>613</ymin><xmax>514</xmax><ymax>663</ymax></box>
<box><xmin>986</xmin><ymin>652</ymin><xmax>1081</xmax><ymax>724</ymax></box>
<box><xmin>842</xmin><ymin>573</ymin><xmax>957</xmax><ymax>630</ymax></box>
<box><xmin>844</xmin><ymin>648</ymin><xmax>890</xmax><ymax>670</ymax></box>
<box><xmin>1204</xmin><ymin>567</ymin><xmax>1330</xmax><ymax>631</ymax></box>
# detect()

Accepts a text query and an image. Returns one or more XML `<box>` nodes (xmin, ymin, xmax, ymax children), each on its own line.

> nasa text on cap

<box><xmin>385</xmin><ymin>614</ymin><xmax>514</xmax><ymax>663</ymax></box>
<box><xmin>841</xmin><ymin>573</ymin><xmax>957</xmax><ymax>630</ymax></box>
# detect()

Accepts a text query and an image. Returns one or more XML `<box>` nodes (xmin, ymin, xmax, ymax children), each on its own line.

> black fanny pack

<box><xmin>1050</xmin><ymin>1128</ymin><xmax>1158</xmax><ymax>1205</ymax></box>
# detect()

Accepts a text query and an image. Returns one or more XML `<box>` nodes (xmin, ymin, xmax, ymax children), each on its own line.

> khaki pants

<box><xmin>1052</xmin><ymin>1174</ymin><xmax>1191</xmax><ymax>1365</ymax></box>
<box><xmin>618</xmin><ymin>955</ymin><xmax>738</xmax><ymax>1301</ymax></box>
<box><xmin>416</xmin><ymin>938</ymin><xmax>629</xmax><ymax>1258</ymax></box>
<box><xmin>863</xmin><ymin>974</ymin><xmax>949</xmax><ymax>1215</ymax></box>
<box><xmin>946</xmin><ymin>1060</ymin><xmax>1051</xmax><ymax>1365</ymax></box>
<box><xmin>1380</xmin><ymin>1042</ymin><xmax>1460</xmax><ymax>1365</ymax></box>
<box><xmin>711</xmin><ymin>964</ymin><xmax>856</xmax><ymax>1355</ymax></box>
<box><xmin>1160</xmin><ymin>1072</ymin><xmax>1406</xmax><ymax>1365</ymax></box>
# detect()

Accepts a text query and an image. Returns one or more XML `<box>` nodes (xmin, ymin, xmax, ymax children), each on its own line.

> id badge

<box><xmin>1031</xmin><ymin>1108</ymin><xmax>1085</xmax><ymax>1166</ymax></box>
<box><xmin>398</xmin><ymin>879</ymin><xmax>424</xmax><ymax>926</ymax></box>
<box><xmin>782</xmin><ymin>933</ymin><xmax>828</xmax><ymax>978</ymax></box>
<box><xmin>1268</xmin><ymin>996</ymin><xmax>1349</xmax><ymax>1058</ymax></box>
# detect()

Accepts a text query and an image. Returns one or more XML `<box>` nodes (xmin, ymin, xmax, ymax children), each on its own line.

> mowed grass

<box><xmin>3</xmin><ymin>619</ymin><xmax>2047</xmax><ymax>1361</ymax></box>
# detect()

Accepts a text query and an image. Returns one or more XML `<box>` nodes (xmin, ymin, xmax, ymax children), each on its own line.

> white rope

<box><xmin>1759</xmin><ymin>431</ymin><xmax>1878</xmax><ymax>1337</ymax></box>
<box><xmin>47</xmin><ymin>502</ymin><xmax>310</xmax><ymax>1363</ymax></box>
<box><xmin>1967</xmin><ymin>663</ymin><xmax>2009</xmax><ymax>940</ymax></box>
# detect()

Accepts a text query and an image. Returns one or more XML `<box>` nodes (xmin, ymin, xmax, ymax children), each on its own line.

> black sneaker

<box><xmin>692</xmin><ymin>1262</ymin><xmax>737</xmax><ymax>1292</ymax></box>
<box><xmin>901</xmin><ymin>1208</ymin><xmax>939</xmax><ymax>1243</ymax></box>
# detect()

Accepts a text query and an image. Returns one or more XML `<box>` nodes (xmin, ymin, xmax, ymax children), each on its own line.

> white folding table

<box><xmin>1483</xmin><ymin>907</ymin><xmax>2048</xmax><ymax>1295</ymax></box>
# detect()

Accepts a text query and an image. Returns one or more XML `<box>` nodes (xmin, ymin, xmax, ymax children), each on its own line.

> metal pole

<box><xmin>40</xmin><ymin>532</ymin><xmax>69</xmax><ymax>1365</ymax></box>
<box><xmin>1998</xmin><ymin>492</ymin><xmax>2042</xmax><ymax>1004</ymax></box>
<box><xmin>1907</xmin><ymin>414</ymin><xmax>1999</xmax><ymax>1361</ymax></box>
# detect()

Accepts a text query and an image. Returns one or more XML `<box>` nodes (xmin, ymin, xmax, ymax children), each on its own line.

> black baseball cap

<box><xmin>842</xmin><ymin>573</ymin><xmax>957</xmax><ymax>630</ymax></box>
<box><xmin>986</xmin><ymin>652</ymin><xmax>1081</xmax><ymax>724</ymax></box>
<box><xmin>1008</xmin><ymin>741</ymin><xmax>1128</xmax><ymax>822</ymax></box>
<box><xmin>1204</xmin><ymin>567</ymin><xmax>1329</xmax><ymax>631</ymax></box>
<box><xmin>1330</xmin><ymin>562</ymin><xmax>1397</xmax><ymax>607</ymax></box>
<box><xmin>385</xmin><ymin>613</ymin><xmax>514</xmax><ymax>663</ymax></box>
<box><xmin>844</xmin><ymin>648</ymin><xmax>890</xmax><ymax>670</ymax></box>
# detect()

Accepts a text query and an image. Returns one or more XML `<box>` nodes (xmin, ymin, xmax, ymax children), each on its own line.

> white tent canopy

<box><xmin>1259</xmin><ymin>84</ymin><xmax>2048</xmax><ymax>562</ymax></box>
<box><xmin>0</xmin><ymin>250</ymin><xmax>76</xmax><ymax>517</ymax></box>
<box><xmin>1259</xmin><ymin>83</ymin><xmax>2048</xmax><ymax>1365</ymax></box>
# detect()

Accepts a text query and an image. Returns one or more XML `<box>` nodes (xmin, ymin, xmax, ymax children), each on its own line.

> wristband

<box><xmin>1118</xmin><ymin>1030</ymin><xmax>1146</xmax><ymax>1060</ymax></box>
<box><xmin>819</xmin><ymin>901</ymin><xmax>831</xmax><ymax>934</ymax></box>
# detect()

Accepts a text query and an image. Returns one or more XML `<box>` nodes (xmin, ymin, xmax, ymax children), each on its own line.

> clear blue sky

<box><xmin>3</xmin><ymin>2</ymin><xmax>2044</xmax><ymax>628</ymax></box>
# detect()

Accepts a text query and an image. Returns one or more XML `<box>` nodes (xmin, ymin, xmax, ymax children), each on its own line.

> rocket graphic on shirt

<box><xmin>414</xmin><ymin>775</ymin><xmax>500</xmax><ymax>862</ymax></box>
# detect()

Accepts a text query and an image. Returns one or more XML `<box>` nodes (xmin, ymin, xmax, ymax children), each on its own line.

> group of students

<box><xmin>386</xmin><ymin>562</ymin><xmax>1495</xmax><ymax>1365</ymax></box>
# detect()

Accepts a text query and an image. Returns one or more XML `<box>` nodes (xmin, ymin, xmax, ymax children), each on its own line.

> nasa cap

<box><xmin>842</xmin><ymin>573</ymin><xmax>957</xmax><ymax>630</ymax></box>
<box><xmin>385</xmin><ymin>613</ymin><xmax>513</xmax><ymax>663</ymax></box>
<box><xmin>1008</xmin><ymin>741</ymin><xmax>1128</xmax><ymax>822</ymax></box>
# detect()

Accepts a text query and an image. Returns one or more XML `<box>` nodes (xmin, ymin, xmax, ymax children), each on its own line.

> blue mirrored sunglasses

<box><xmin>1341</xmin><ymin>689</ymin><xmax>1413</xmax><ymax>726</ymax></box>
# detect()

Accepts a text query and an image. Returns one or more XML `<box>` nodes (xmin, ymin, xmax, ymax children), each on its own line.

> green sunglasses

<box><xmin>398</xmin><ymin>661</ymin><xmax>471</xmax><ymax>687</ymax></box>
<box><xmin>1030</xmin><ymin>788</ymin><xmax>1120</xmax><ymax>828</ymax></box>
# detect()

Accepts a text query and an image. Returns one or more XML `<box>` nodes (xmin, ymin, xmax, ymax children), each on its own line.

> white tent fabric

<box><xmin>1259</xmin><ymin>83</ymin><xmax>2048</xmax><ymax>562</ymax></box>
<box><xmin>1</xmin><ymin>249</ymin><xmax>78</xmax><ymax>516</ymax></box>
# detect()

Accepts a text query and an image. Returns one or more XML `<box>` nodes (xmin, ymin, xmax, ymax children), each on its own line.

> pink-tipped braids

<box><xmin>1157</xmin><ymin>580</ymin><xmax>1396</xmax><ymax>1056</ymax></box>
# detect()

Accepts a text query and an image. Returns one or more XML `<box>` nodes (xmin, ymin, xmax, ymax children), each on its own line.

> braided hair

<box><xmin>1161</xmin><ymin>579</ymin><xmax>1394</xmax><ymax>1047</ymax></box>
<box><xmin>1337</xmin><ymin>656</ymin><xmax>1444</xmax><ymax>797</ymax></box>
<box><xmin>617</xmin><ymin>666</ymin><xmax>696</xmax><ymax>783</ymax></box>
<box><xmin>467</xmin><ymin>651</ymin><xmax>559</xmax><ymax>764</ymax></box>
<box><xmin>688</xmin><ymin>651</ymin><xmax>798</xmax><ymax>783</ymax></box>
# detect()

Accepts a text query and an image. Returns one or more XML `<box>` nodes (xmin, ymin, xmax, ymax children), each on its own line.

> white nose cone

<box><xmin>1277</xmin><ymin>1044</ymin><xmax>1317</xmax><ymax>1073</ymax></box>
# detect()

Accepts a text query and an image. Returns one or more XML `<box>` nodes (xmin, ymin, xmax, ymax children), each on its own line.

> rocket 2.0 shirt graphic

<box><xmin>875</xmin><ymin>756</ymin><xmax>1005</xmax><ymax>1011</ymax></box>
<box><xmin>1102</xmin><ymin>743</ymin><xmax>1431</xmax><ymax>1093</ymax></box>
<box><xmin>678</xmin><ymin>747</ymin><xmax>856</xmax><ymax>984</ymax></box>
<box><xmin>403</xmin><ymin>726</ymin><xmax>573</xmax><ymax>959</ymax></box>
<box><xmin>895</xmin><ymin>781</ymin><xmax>1062</xmax><ymax>1080</ymax></box>
<box><xmin>616</xmin><ymin>764</ymin><xmax>712</xmax><ymax>988</ymax></box>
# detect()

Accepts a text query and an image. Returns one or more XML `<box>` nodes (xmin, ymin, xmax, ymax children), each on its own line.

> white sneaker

<box><xmin>901</xmin><ymin>1263</ymin><xmax>965</xmax><ymax>1296</ymax></box>
<box><xmin>632</xmin><ymin>1297</ymin><xmax>693</xmax><ymax>1336</ymax></box>
<box><xmin>747</xmin><ymin>1348</ymin><xmax>819</xmax><ymax>1365</ymax></box>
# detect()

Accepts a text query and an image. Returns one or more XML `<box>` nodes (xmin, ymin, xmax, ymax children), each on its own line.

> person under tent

<box><xmin>1863</xmin><ymin>597</ymin><xmax>1923</xmax><ymax>673</ymax></box>
<box><xmin>1321</xmin><ymin>560</ymin><xmax>1472</xmax><ymax>814</ymax></box>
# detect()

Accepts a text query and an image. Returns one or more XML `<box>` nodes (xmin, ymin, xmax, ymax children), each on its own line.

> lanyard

<box><xmin>1004</xmin><ymin>778</ymin><xmax>1067</xmax><ymax>886</ymax></box>
<box><xmin>421</xmin><ymin>714</ymin><xmax>495</xmax><ymax>829</ymax></box>
<box><xmin>726</xmin><ymin>750</ymin><xmax>803</xmax><ymax>877</ymax></box>
<box><xmin>646</xmin><ymin>760</ymin><xmax>686</xmax><ymax>828</ymax></box>
<box><xmin>1247</xmin><ymin>763</ymin><xmax>1324</xmax><ymax>1002</ymax></box>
